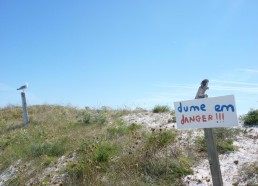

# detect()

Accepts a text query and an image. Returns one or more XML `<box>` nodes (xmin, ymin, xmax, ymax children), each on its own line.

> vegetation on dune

<box><xmin>238</xmin><ymin>161</ymin><xmax>258</xmax><ymax>185</ymax></box>
<box><xmin>1</xmin><ymin>105</ymin><xmax>253</xmax><ymax>185</ymax></box>
<box><xmin>241</xmin><ymin>109</ymin><xmax>258</xmax><ymax>125</ymax></box>
<box><xmin>152</xmin><ymin>105</ymin><xmax>171</xmax><ymax>113</ymax></box>
<box><xmin>0</xmin><ymin>105</ymin><xmax>192</xmax><ymax>185</ymax></box>
<box><xmin>194</xmin><ymin>128</ymin><xmax>242</xmax><ymax>154</ymax></box>
<box><xmin>64</xmin><ymin>118</ymin><xmax>192</xmax><ymax>185</ymax></box>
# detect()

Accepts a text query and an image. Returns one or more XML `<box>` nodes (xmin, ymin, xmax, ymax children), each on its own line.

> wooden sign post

<box><xmin>173</xmin><ymin>79</ymin><xmax>238</xmax><ymax>185</ymax></box>
<box><xmin>21</xmin><ymin>92</ymin><xmax>29</xmax><ymax>125</ymax></box>
<box><xmin>195</xmin><ymin>79</ymin><xmax>223</xmax><ymax>186</ymax></box>
<box><xmin>173</xmin><ymin>79</ymin><xmax>239</xmax><ymax>185</ymax></box>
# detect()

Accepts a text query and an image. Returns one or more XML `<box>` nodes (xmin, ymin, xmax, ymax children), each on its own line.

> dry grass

<box><xmin>0</xmin><ymin>105</ymin><xmax>192</xmax><ymax>185</ymax></box>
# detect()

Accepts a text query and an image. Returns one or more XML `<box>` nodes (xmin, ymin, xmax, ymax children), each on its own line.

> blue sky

<box><xmin>1</xmin><ymin>0</ymin><xmax>258</xmax><ymax>115</ymax></box>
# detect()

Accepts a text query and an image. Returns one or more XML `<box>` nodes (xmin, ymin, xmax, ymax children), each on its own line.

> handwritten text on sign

<box><xmin>174</xmin><ymin>95</ymin><xmax>238</xmax><ymax>130</ymax></box>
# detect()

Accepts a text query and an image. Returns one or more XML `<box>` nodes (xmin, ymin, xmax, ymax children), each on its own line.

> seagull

<box><xmin>17</xmin><ymin>83</ymin><xmax>28</xmax><ymax>92</ymax></box>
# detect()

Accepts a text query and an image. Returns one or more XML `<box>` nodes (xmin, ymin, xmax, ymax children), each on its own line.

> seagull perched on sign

<box><xmin>17</xmin><ymin>83</ymin><xmax>28</xmax><ymax>92</ymax></box>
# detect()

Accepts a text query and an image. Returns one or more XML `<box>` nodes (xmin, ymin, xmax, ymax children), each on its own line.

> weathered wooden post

<box><xmin>195</xmin><ymin>79</ymin><xmax>223</xmax><ymax>186</ymax></box>
<box><xmin>17</xmin><ymin>83</ymin><xmax>29</xmax><ymax>126</ymax></box>
<box><xmin>21</xmin><ymin>92</ymin><xmax>29</xmax><ymax>125</ymax></box>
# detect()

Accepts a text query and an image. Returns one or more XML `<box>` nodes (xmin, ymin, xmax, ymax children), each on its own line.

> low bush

<box><xmin>30</xmin><ymin>140</ymin><xmax>66</xmax><ymax>157</ymax></box>
<box><xmin>139</xmin><ymin>129</ymin><xmax>192</xmax><ymax>185</ymax></box>
<box><xmin>195</xmin><ymin>128</ymin><xmax>240</xmax><ymax>154</ymax></box>
<box><xmin>65</xmin><ymin>140</ymin><xmax>118</xmax><ymax>185</ymax></box>
<box><xmin>79</xmin><ymin>110</ymin><xmax>107</xmax><ymax>126</ymax></box>
<box><xmin>93</xmin><ymin>141</ymin><xmax>117</xmax><ymax>162</ymax></box>
<box><xmin>153</xmin><ymin>105</ymin><xmax>170</xmax><ymax>113</ymax></box>
<box><xmin>107</xmin><ymin>120</ymin><xmax>142</xmax><ymax>139</ymax></box>
<box><xmin>217</xmin><ymin>138</ymin><xmax>236</xmax><ymax>153</ymax></box>
<box><xmin>142</xmin><ymin>157</ymin><xmax>193</xmax><ymax>184</ymax></box>
<box><xmin>82</xmin><ymin>111</ymin><xmax>91</xmax><ymax>125</ymax></box>
<box><xmin>242</xmin><ymin>109</ymin><xmax>258</xmax><ymax>125</ymax></box>
<box><xmin>146</xmin><ymin>130</ymin><xmax>177</xmax><ymax>150</ymax></box>
<box><xmin>239</xmin><ymin>161</ymin><xmax>258</xmax><ymax>184</ymax></box>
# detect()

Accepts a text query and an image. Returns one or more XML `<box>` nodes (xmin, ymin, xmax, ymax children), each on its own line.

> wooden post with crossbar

<box><xmin>195</xmin><ymin>79</ymin><xmax>223</xmax><ymax>186</ymax></box>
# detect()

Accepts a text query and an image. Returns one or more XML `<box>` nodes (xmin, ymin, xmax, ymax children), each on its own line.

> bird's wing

<box><xmin>17</xmin><ymin>85</ymin><xmax>26</xmax><ymax>90</ymax></box>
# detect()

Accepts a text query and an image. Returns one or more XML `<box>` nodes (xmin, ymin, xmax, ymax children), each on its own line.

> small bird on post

<box><xmin>195</xmin><ymin>79</ymin><xmax>209</xmax><ymax>99</ymax></box>
<box><xmin>17</xmin><ymin>83</ymin><xmax>28</xmax><ymax>92</ymax></box>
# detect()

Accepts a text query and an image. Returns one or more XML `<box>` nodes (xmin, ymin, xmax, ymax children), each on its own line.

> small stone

<box><xmin>96</xmin><ymin>166</ymin><xmax>101</xmax><ymax>169</ymax></box>
<box><xmin>197</xmin><ymin>180</ymin><xmax>202</xmax><ymax>184</ymax></box>
<box><xmin>234</xmin><ymin>160</ymin><xmax>239</xmax><ymax>165</ymax></box>
<box><xmin>232</xmin><ymin>182</ymin><xmax>239</xmax><ymax>186</ymax></box>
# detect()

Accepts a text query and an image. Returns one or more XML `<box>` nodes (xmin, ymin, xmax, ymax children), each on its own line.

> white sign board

<box><xmin>174</xmin><ymin>95</ymin><xmax>238</xmax><ymax>130</ymax></box>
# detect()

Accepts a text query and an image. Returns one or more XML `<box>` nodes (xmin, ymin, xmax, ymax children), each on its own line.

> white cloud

<box><xmin>239</xmin><ymin>69</ymin><xmax>258</xmax><ymax>73</ymax></box>
<box><xmin>210</xmin><ymin>86</ymin><xmax>258</xmax><ymax>93</ymax></box>
<box><xmin>155</xmin><ymin>82</ymin><xmax>258</xmax><ymax>94</ymax></box>
<box><xmin>152</xmin><ymin>67</ymin><xmax>258</xmax><ymax>115</ymax></box>
<box><xmin>211</xmin><ymin>80</ymin><xmax>258</xmax><ymax>86</ymax></box>
<box><xmin>155</xmin><ymin>82</ymin><xmax>198</xmax><ymax>89</ymax></box>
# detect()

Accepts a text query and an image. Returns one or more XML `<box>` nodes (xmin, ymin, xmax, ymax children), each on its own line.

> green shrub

<box><xmin>139</xmin><ymin>130</ymin><xmax>191</xmax><ymax>185</ymax></box>
<box><xmin>93</xmin><ymin>141</ymin><xmax>117</xmax><ymax>162</ymax></box>
<box><xmin>92</xmin><ymin>113</ymin><xmax>107</xmax><ymax>126</ymax></box>
<box><xmin>142</xmin><ymin>157</ymin><xmax>193</xmax><ymax>183</ymax></box>
<box><xmin>82</xmin><ymin>111</ymin><xmax>91</xmax><ymax>125</ymax></box>
<box><xmin>65</xmin><ymin>140</ymin><xmax>118</xmax><ymax>185</ymax></box>
<box><xmin>170</xmin><ymin>110</ymin><xmax>175</xmax><ymax>115</ymax></box>
<box><xmin>214</xmin><ymin>128</ymin><xmax>242</xmax><ymax>139</ymax></box>
<box><xmin>239</xmin><ymin>162</ymin><xmax>258</xmax><ymax>184</ymax></box>
<box><xmin>107</xmin><ymin>126</ymin><xmax>126</xmax><ymax>138</ymax></box>
<box><xmin>127</xmin><ymin>123</ymin><xmax>142</xmax><ymax>132</ymax></box>
<box><xmin>42</xmin><ymin>156</ymin><xmax>57</xmax><ymax>166</ymax></box>
<box><xmin>195</xmin><ymin>128</ymin><xmax>240</xmax><ymax>154</ymax></box>
<box><xmin>217</xmin><ymin>139</ymin><xmax>236</xmax><ymax>153</ymax></box>
<box><xmin>242</xmin><ymin>109</ymin><xmax>258</xmax><ymax>125</ymax></box>
<box><xmin>107</xmin><ymin>119</ymin><xmax>127</xmax><ymax>137</ymax></box>
<box><xmin>153</xmin><ymin>105</ymin><xmax>170</xmax><ymax>113</ymax></box>
<box><xmin>30</xmin><ymin>141</ymin><xmax>66</xmax><ymax>157</ymax></box>
<box><xmin>79</xmin><ymin>111</ymin><xmax>107</xmax><ymax>126</ymax></box>
<box><xmin>195</xmin><ymin>136</ymin><xmax>207</xmax><ymax>152</ymax></box>
<box><xmin>145</xmin><ymin>130</ymin><xmax>178</xmax><ymax>158</ymax></box>
<box><xmin>107</xmin><ymin>120</ymin><xmax>142</xmax><ymax>139</ymax></box>
<box><xmin>147</xmin><ymin>130</ymin><xmax>177</xmax><ymax>148</ymax></box>
<box><xmin>65</xmin><ymin>160</ymin><xmax>87</xmax><ymax>182</ymax></box>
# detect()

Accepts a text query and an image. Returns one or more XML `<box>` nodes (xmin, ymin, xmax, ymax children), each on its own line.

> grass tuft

<box><xmin>152</xmin><ymin>105</ymin><xmax>170</xmax><ymax>113</ymax></box>
<box><xmin>30</xmin><ymin>141</ymin><xmax>66</xmax><ymax>157</ymax></box>
<box><xmin>93</xmin><ymin>141</ymin><xmax>117</xmax><ymax>162</ymax></box>
<box><xmin>194</xmin><ymin>128</ymin><xmax>241</xmax><ymax>154</ymax></box>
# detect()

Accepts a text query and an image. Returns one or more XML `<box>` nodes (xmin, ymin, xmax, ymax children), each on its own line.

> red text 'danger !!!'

<box><xmin>181</xmin><ymin>114</ymin><xmax>213</xmax><ymax>124</ymax></box>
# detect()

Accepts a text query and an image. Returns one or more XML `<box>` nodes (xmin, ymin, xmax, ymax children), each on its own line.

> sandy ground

<box><xmin>1</xmin><ymin>111</ymin><xmax>257</xmax><ymax>186</ymax></box>
<box><xmin>122</xmin><ymin>112</ymin><xmax>258</xmax><ymax>186</ymax></box>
